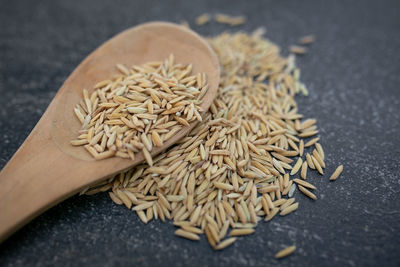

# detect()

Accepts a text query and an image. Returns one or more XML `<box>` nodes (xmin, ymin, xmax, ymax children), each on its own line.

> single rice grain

<box><xmin>329</xmin><ymin>165</ymin><xmax>343</xmax><ymax>181</ymax></box>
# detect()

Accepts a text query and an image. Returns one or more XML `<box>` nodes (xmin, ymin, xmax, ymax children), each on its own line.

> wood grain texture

<box><xmin>0</xmin><ymin>22</ymin><xmax>220</xmax><ymax>243</ymax></box>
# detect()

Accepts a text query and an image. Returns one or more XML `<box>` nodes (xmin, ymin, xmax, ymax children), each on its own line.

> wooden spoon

<box><xmin>0</xmin><ymin>22</ymin><xmax>220</xmax><ymax>242</ymax></box>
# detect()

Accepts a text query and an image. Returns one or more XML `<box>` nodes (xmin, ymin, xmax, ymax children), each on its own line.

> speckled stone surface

<box><xmin>0</xmin><ymin>0</ymin><xmax>399</xmax><ymax>266</ymax></box>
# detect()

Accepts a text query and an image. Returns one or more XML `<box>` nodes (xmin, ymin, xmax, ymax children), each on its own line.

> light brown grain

<box><xmin>298</xmin><ymin>185</ymin><xmax>317</xmax><ymax>200</ymax></box>
<box><xmin>275</xmin><ymin>245</ymin><xmax>296</xmax><ymax>259</ymax></box>
<box><xmin>175</xmin><ymin>229</ymin><xmax>200</xmax><ymax>241</ymax></box>
<box><xmin>329</xmin><ymin>165</ymin><xmax>343</xmax><ymax>181</ymax></box>
<box><xmin>229</xmin><ymin>228</ymin><xmax>255</xmax><ymax>236</ymax></box>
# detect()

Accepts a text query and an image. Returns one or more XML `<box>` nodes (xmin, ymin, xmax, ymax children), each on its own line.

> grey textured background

<box><xmin>1</xmin><ymin>0</ymin><xmax>399</xmax><ymax>266</ymax></box>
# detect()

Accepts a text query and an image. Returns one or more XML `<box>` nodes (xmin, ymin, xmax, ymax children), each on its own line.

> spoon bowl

<box><xmin>0</xmin><ymin>22</ymin><xmax>219</xmax><ymax>242</ymax></box>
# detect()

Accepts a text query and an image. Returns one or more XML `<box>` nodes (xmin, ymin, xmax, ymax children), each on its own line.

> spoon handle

<box><xmin>0</xmin><ymin>119</ymin><xmax>87</xmax><ymax>243</ymax></box>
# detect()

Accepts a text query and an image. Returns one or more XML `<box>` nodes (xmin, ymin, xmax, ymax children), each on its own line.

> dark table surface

<box><xmin>1</xmin><ymin>0</ymin><xmax>399</xmax><ymax>266</ymax></box>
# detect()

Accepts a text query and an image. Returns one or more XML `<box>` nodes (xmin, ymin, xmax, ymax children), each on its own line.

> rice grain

<box><xmin>280</xmin><ymin>203</ymin><xmax>299</xmax><ymax>216</ymax></box>
<box><xmin>215</xmin><ymin>237</ymin><xmax>237</xmax><ymax>250</ymax></box>
<box><xmin>275</xmin><ymin>245</ymin><xmax>296</xmax><ymax>259</ymax></box>
<box><xmin>329</xmin><ymin>165</ymin><xmax>343</xmax><ymax>181</ymax></box>
<box><xmin>175</xmin><ymin>229</ymin><xmax>200</xmax><ymax>241</ymax></box>
<box><xmin>229</xmin><ymin>228</ymin><xmax>255</xmax><ymax>236</ymax></box>
<box><xmin>298</xmin><ymin>185</ymin><xmax>317</xmax><ymax>200</ymax></box>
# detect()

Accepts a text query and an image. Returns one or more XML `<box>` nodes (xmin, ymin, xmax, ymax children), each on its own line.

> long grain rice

<box><xmin>81</xmin><ymin>29</ymin><xmax>333</xmax><ymax>254</ymax></box>
<box><xmin>329</xmin><ymin>165</ymin><xmax>343</xmax><ymax>181</ymax></box>
<box><xmin>297</xmin><ymin>185</ymin><xmax>317</xmax><ymax>200</ymax></box>
<box><xmin>175</xmin><ymin>229</ymin><xmax>200</xmax><ymax>241</ymax></box>
<box><xmin>215</xmin><ymin>237</ymin><xmax>237</xmax><ymax>250</ymax></box>
<box><xmin>275</xmin><ymin>245</ymin><xmax>296</xmax><ymax>259</ymax></box>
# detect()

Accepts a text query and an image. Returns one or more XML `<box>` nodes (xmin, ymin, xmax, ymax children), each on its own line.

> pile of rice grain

<box><xmin>71</xmin><ymin>55</ymin><xmax>207</xmax><ymax>165</ymax></box>
<box><xmin>82</xmin><ymin>29</ymin><xmax>342</xmax><ymax>252</ymax></box>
